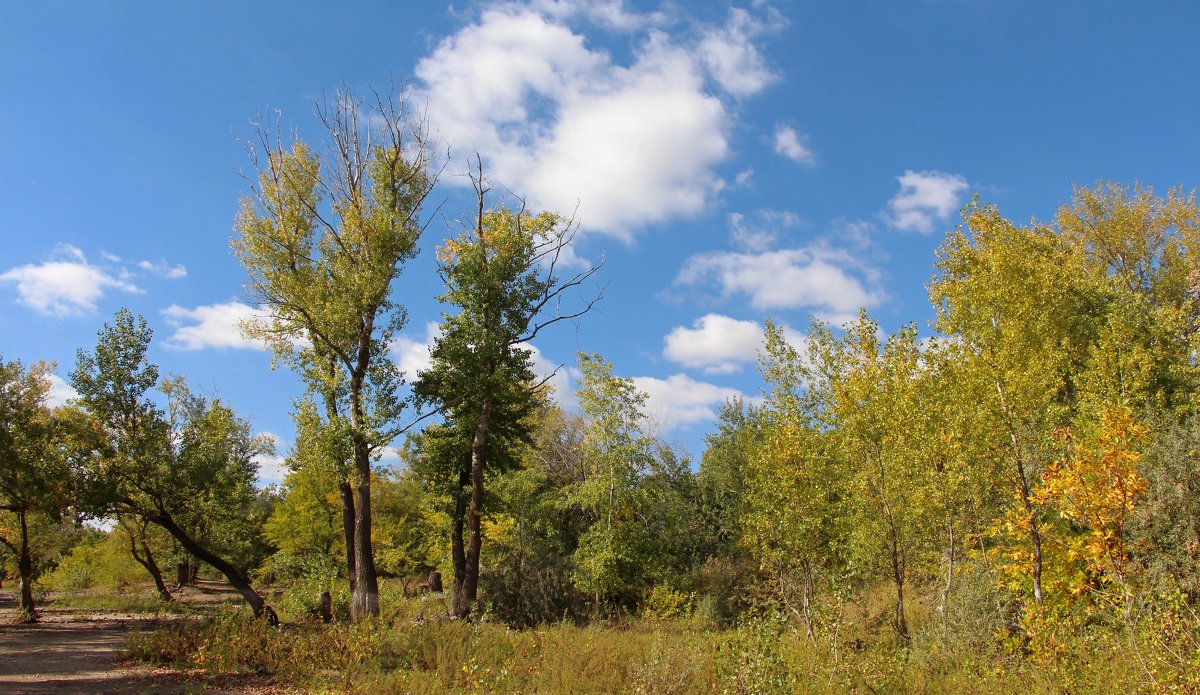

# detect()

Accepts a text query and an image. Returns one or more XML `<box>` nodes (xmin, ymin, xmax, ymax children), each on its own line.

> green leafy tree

<box><xmin>232</xmin><ymin>88</ymin><xmax>433</xmax><ymax>619</ymax></box>
<box><xmin>0</xmin><ymin>357</ymin><xmax>71</xmax><ymax>621</ymax></box>
<box><xmin>569</xmin><ymin>353</ymin><xmax>658</xmax><ymax>612</ymax></box>
<box><xmin>71</xmin><ymin>309</ymin><xmax>275</xmax><ymax>619</ymax></box>
<box><xmin>415</xmin><ymin>163</ymin><xmax>599</xmax><ymax>619</ymax></box>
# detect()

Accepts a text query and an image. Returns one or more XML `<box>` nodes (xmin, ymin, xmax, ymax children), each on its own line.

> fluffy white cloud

<box><xmin>162</xmin><ymin>301</ymin><xmax>265</xmax><ymax>350</ymax></box>
<box><xmin>675</xmin><ymin>245</ymin><xmax>884</xmax><ymax>315</ymax></box>
<box><xmin>663</xmin><ymin>314</ymin><xmax>763</xmax><ymax>374</ymax></box>
<box><xmin>663</xmin><ymin>313</ymin><xmax>811</xmax><ymax>374</ymax></box>
<box><xmin>698</xmin><ymin>7</ymin><xmax>782</xmax><ymax>96</ymax></box>
<box><xmin>46</xmin><ymin>373</ymin><xmax>79</xmax><ymax>407</ymax></box>
<box><xmin>391</xmin><ymin>322</ymin><xmax>442</xmax><ymax>379</ymax></box>
<box><xmin>886</xmin><ymin>170</ymin><xmax>969</xmax><ymax>233</ymax></box>
<box><xmin>416</xmin><ymin>4</ymin><xmax>779</xmax><ymax>239</ymax></box>
<box><xmin>253</xmin><ymin>431</ymin><xmax>289</xmax><ymax>485</ymax></box>
<box><xmin>773</xmin><ymin>125</ymin><xmax>816</xmax><ymax>165</ymax></box>
<box><xmin>631</xmin><ymin>373</ymin><xmax>747</xmax><ymax>429</ymax></box>
<box><xmin>0</xmin><ymin>244</ymin><xmax>141</xmax><ymax>315</ymax></box>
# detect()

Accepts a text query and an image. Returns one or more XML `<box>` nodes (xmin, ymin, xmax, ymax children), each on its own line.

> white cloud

<box><xmin>46</xmin><ymin>373</ymin><xmax>79</xmax><ymax>407</ymax></box>
<box><xmin>253</xmin><ymin>431</ymin><xmax>288</xmax><ymax>485</ymax></box>
<box><xmin>416</xmin><ymin>4</ymin><xmax>779</xmax><ymax>239</ymax></box>
<box><xmin>728</xmin><ymin>208</ymin><xmax>800</xmax><ymax>252</ymax></box>
<box><xmin>631</xmin><ymin>373</ymin><xmax>747</xmax><ymax>429</ymax></box>
<box><xmin>391</xmin><ymin>321</ymin><xmax>443</xmax><ymax>378</ymax></box>
<box><xmin>698</xmin><ymin>7</ymin><xmax>782</xmax><ymax>97</ymax></box>
<box><xmin>530</xmin><ymin>0</ymin><xmax>668</xmax><ymax>31</ymax></box>
<box><xmin>773</xmin><ymin>125</ymin><xmax>816</xmax><ymax>165</ymax></box>
<box><xmin>161</xmin><ymin>301</ymin><xmax>265</xmax><ymax>351</ymax></box>
<box><xmin>137</xmin><ymin>259</ymin><xmax>187</xmax><ymax>279</ymax></box>
<box><xmin>0</xmin><ymin>244</ymin><xmax>141</xmax><ymax>316</ymax></box>
<box><xmin>675</xmin><ymin>245</ymin><xmax>884</xmax><ymax>314</ymax></box>
<box><xmin>663</xmin><ymin>314</ymin><xmax>763</xmax><ymax>374</ymax></box>
<box><xmin>886</xmin><ymin>170</ymin><xmax>969</xmax><ymax>234</ymax></box>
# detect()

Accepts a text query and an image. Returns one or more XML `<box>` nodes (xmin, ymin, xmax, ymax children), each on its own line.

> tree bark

<box><xmin>453</xmin><ymin>393</ymin><xmax>493</xmax><ymax>619</ymax></box>
<box><xmin>339</xmin><ymin>481</ymin><xmax>357</xmax><ymax>592</ymax></box>
<box><xmin>121</xmin><ymin>519</ymin><xmax>172</xmax><ymax>601</ymax></box>
<box><xmin>16</xmin><ymin>510</ymin><xmax>35</xmax><ymax>623</ymax></box>
<box><xmin>150</xmin><ymin>511</ymin><xmax>272</xmax><ymax>621</ymax></box>
<box><xmin>451</xmin><ymin>468</ymin><xmax>468</xmax><ymax>609</ymax></box>
<box><xmin>350</xmin><ymin>441</ymin><xmax>379</xmax><ymax>620</ymax></box>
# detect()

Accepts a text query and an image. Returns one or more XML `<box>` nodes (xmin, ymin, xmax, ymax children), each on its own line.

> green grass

<box><xmin>121</xmin><ymin>596</ymin><xmax>1185</xmax><ymax>694</ymax></box>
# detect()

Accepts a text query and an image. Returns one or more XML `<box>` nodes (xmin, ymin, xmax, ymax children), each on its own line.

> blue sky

<box><xmin>3</xmin><ymin>1</ymin><xmax>1199</xmax><ymax>482</ymax></box>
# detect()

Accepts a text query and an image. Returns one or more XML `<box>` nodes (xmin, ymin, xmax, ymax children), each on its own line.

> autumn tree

<box><xmin>71</xmin><ymin>309</ymin><xmax>276</xmax><ymax>619</ymax></box>
<box><xmin>233</xmin><ymin>87</ymin><xmax>434</xmax><ymax>619</ymax></box>
<box><xmin>740</xmin><ymin>320</ymin><xmax>847</xmax><ymax>643</ymax></box>
<box><xmin>415</xmin><ymin>163</ymin><xmax>600</xmax><ymax>619</ymax></box>
<box><xmin>931</xmin><ymin>200</ymin><xmax>1100</xmax><ymax>605</ymax></box>
<box><xmin>0</xmin><ymin>357</ymin><xmax>70</xmax><ymax>622</ymax></box>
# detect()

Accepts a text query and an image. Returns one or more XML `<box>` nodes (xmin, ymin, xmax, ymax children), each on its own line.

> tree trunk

<box><xmin>16</xmin><ymin>510</ymin><xmax>35</xmax><ymax>623</ymax></box>
<box><xmin>995</xmin><ymin>378</ymin><xmax>1044</xmax><ymax>603</ymax></box>
<box><xmin>140</xmin><ymin>542</ymin><xmax>173</xmax><ymax>602</ymax></box>
<box><xmin>339</xmin><ymin>481</ymin><xmax>357</xmax><ymax>592</ymax></box>
<box><xmin>451</xmin><ymin>469</ymin><xmax>468</xmax><ymax>610</ymax></box>
<box><xmin>453</xmin><ymin>394</ymin><xmax>492</xmax><ymax>619</ymax></box>
<box><xmin>151</xmin><ymin>511</ymin><xmax>271</xmax><ymax>621</ymax></box>
<box><xmin>121</xmin><ymin>519</ymin><xmax>172</xmax><ymax>601</ymax></box>
<box><xmin>350</xmin><ymin>441</ymin><xmax>379</xmax><ymax>620</ymax></box>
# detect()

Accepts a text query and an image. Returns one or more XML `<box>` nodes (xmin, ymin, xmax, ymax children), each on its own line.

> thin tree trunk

<box><xmin>995</xmin><ymin>378</ymin><xmax>1044</xmax><ymax>603</ymax></box>
<box><xmin>120</xmin><ymin>518</ymin><xmax>172</xmax><ymax>601</ymax></box>
<box><xmin>151</xmin><ymin>511</ymin><xmax>272</xmax><ymax>622</ymax></box>
<box><xmin>451</xmin><ymin>469</ymin><xmax>468</xmax><ymax>610</ymax></box>
<box><xmin>454</xmin><ymin>393</ymin><xmax>493</xmax><ymax>619</ymax></box>
<box><xmin>17</xmin><ymin>510</ymin><xmax>35</xmax><ymax>623</ymax></box>
<box><xmin>339</xmin><ymin>481</ymin><xmax>357</xmax><ymax>592</ymax></box>
<box><xmin>350</xmin><ymin>441</ymin><xmax>379</xmax><ymax>619</ymax></box>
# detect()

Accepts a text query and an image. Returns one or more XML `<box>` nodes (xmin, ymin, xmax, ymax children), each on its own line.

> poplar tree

<box><xmin>415</xmin><ymin>162</ymin><xmax>599</xmax><ymax>619</ymax></box>
<box><xmin>233</xmin><ymin>87</ymin><xmax>433</xmax><ymax>619</ymax></box>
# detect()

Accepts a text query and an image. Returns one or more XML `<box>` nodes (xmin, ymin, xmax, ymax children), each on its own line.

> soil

<box><xmin>0</xmin><ymin>583</ymin><xmax>289</xmax><ymax>695</ymax></box>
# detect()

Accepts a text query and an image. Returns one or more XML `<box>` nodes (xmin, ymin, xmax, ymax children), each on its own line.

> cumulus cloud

<box><xmin>675</xmin><ymin>245</ymin><xmax>884</xmax><ymax>316</ymax></box>
<box><xmin>253</xmin><ymin>431</ymin><xmax>288</xmax><ymax>485</ymax></box>
<box><xmin>46</xmin><ymin>373</ymin><xmax>79</xmax><ymax>407</ymax></box>
<box><xmin>391</xmin><ymin>322</ymin><xmax>442</xmax><ymax>379</ymax></box>
<box><xmin>698</xmin><ymin>6</ymin><xmax>783</xmax><ymax>96</ymax></box>
<box><xmin>773</xmin><ymin>125</ymin><xmax>816</xmax><ymax>165</ymax></box>
<box><xmin>416</xmin><ymin>3</ymin><xmax>780</xmax><ymax>239</ymax></box>
<box><xmin>0</xmin><ymin>244</ymin><xmax>141</xmax><ymax>315</ymax></box>
<box><xmin>631</xmin><ymin>373</ymin><xmax>747</xmax><ymax>429</ymax></box>
<box><xmin>162</xmin><ymin>301</ymin><xmax>266</xmax><ymax>350</ymax></box>
<box><xmin>886</xmin><ymin>170</ymin><xmax>969</xmax><ymax>233</ymax></box>
<box><xmin>663</xmin><ymin>313</ymin><xmax>763</xmax><ymax>374</ymax></box>
<box><xmin>663</xmin><ymin>313</ymin><xmax>811</xmax><ymax>374</ymax></box>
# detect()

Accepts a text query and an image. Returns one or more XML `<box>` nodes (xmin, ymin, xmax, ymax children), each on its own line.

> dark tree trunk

<box><xmin>453</xmin><ymin>394</ymin><xmax>492</xmax><ymax>619</ymax></box>
<box><xmin>451</xmin><ymin>470</ymin><xmax>468</xmax><ymax>609</ymax></box>
<box><xmin>16</xmin><ymin>510</ymin><xmax>35</xmax><ymax>623</ymax></box>
<box><xmin>350</xmin><ymin>442</ymin><xmax>379</xmax><ymax>619</ymax></box>
<box><xmin>121</xmin><ymin>519</ymin><xmax>172</xmax><ymax>601</ymax></box>
<box><xmin>339</xmin><ymin>481</ymin><xmax>357</xmax><ymax>592</ymax></box>
<box><xmin>151</xmin><ymin>511</ymin><xmax>272</xmax><ymax>621</ymax></box>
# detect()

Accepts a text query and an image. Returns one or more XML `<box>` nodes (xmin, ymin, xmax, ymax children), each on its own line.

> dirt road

<box><xmin>0</xmin><ymin>587</ymin><xmax>284</xmax><ymax>694</ymax></box>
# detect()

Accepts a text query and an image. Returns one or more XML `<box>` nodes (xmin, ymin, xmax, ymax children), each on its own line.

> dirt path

<box><xmin>0</xmin><ymin>606</ymin><xmax>185</xmax><ymax>694</ymax></box>
<box><xmin>0</xmin><ymin>585</ymin><xmax>285</xmax><ymax>694</ymax></box>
